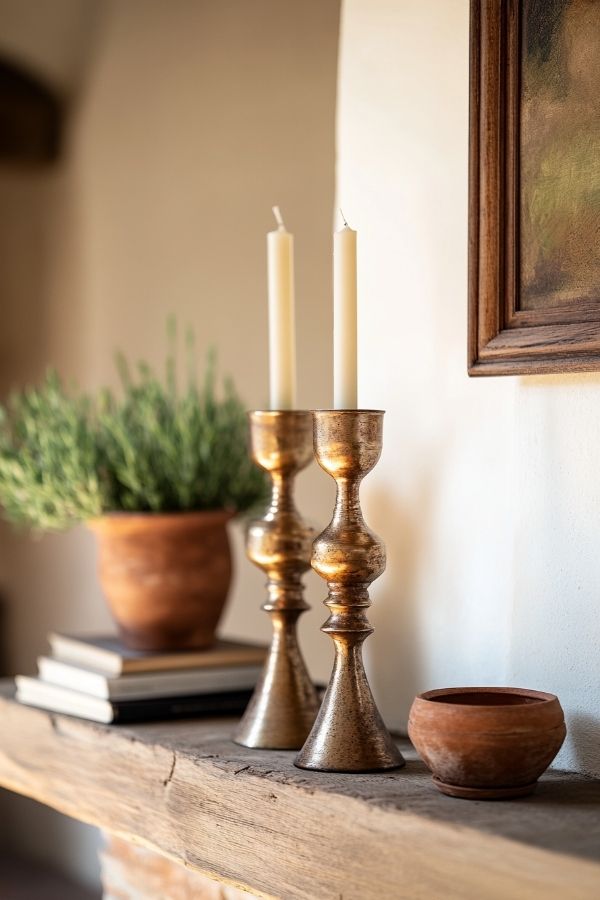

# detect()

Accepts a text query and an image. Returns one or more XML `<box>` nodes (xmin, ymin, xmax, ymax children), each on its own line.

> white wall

<box><xmin>510</xmin><ymin>375</ymin><xmax>600</xmax><ymax>775</ymax></box>
<box><xmin>338</xmin><ymin>0</ymin><xmax>600</xmax><ymax>777</ymax></box>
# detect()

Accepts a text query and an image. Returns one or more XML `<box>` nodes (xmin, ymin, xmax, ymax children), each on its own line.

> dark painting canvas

<box><xmin>520</xmin><ymin>0</ymin><xmax>600</xmax><ymax>310</ymax></box>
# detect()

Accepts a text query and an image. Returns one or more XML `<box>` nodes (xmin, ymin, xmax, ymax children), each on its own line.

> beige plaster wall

<box><xmin>0</xmin><ymin>0</ymin><xmax>340</xmax><ymax>888</ymax></box>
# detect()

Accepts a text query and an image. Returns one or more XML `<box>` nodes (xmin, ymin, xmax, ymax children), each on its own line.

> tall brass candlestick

<box><xmin>295</xmin><ymin>409</ymin><xmax>405</xmax><ymax>772</ymax></box>
<box><xmin>234</xmin><ymin>410</ymin><xmax>320</xmax><ymax>750</ymax></box>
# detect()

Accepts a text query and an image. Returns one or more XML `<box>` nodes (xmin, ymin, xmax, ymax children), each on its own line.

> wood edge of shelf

<box><xmin>1</xmin><ymin>688</ymin><xmax>600</xmax><ymax>899</ymax></box>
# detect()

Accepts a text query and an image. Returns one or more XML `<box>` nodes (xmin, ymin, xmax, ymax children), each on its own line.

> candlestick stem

<box><xmin>234</xmin><ymin>411</ymin><xmax>319</xmax><ymax>750</ymax></box>
<box><xmin>295</xmin><ymin>409</ymin><xmax>404</xmax><ymax>772</ymax></box>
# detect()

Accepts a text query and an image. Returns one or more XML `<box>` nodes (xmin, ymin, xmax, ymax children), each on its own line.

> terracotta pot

<box><xmin>88</xmin><ymin>510</ymin><xmax>234</xmax><ymax>651</ymax></box>
<box><xmin>408</xmin><ymin>687</ymin><xmax>566</xmax><ymax>800</ymax></box>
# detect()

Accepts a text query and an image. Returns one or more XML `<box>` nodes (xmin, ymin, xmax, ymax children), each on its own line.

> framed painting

<box><xmin>468</xmin><ymin>0</ymin><xmax>600</xmax><ymax>375</ymax></box>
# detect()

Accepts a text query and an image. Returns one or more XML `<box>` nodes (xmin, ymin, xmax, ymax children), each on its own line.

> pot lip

<box><xmin>248</xmin><ymin>409</ymin><xmax>385</xmax><ymax>416</ymax></box>
<box><xmin>249</xmin><ymin>409</ymin><xmax>313</xmax><ymax>417</ymax></box>
<box><xmin>414</xmin><ymin>686</ymin><xmax>559</xmax><ymax>709</ymax></box>
<box><xmin>312</xmin><ymin>408</ymin><xmax>385</xmax><ymax>415</ymax></box>
<box><xmin>87</xmin><ymin>508</ymin><xmax>236</xmax><ymax>531</ymax></box>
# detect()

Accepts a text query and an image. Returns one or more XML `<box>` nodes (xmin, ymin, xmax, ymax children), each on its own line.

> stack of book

<box><xmin>16</xmin><ymin>632</ymin><xmax>267</xmax><ymax>724</ymax></box>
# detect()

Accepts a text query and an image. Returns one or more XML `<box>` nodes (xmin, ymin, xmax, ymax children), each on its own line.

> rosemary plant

<box><xmin>0</xmin><ymin>372</ymin><xmax>105</xmax><ymax>530</ymax></box>
<box><xmin>0</xmin><ymin>333</ymin><xmax>265</xmax><ymax>531</ymax></box>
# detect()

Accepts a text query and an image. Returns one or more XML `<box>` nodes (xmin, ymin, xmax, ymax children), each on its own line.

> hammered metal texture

<box><xmin>234</xmin><ymin>411</ymin><xmax>320</xmax><ymax>749</ymax></box>
<box><xmin>295</xmin><ymin>410</ymin><xmax>405</xmax><ymax>772</ymax></box>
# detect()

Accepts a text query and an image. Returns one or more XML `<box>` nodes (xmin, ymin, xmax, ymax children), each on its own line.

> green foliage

<box><xmin>0</xmin><ymin>332</ymin><xmax>266</xmax><ymax>531</ymax></box>
<box><xmin>0</xmin><ymin>372</ymin><xmax>105</xmax><ymax>530</ymax></box>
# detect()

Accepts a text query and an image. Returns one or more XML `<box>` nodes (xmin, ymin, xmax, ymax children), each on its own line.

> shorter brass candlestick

<box><xmin>234</xmin><ymin>410</ymin><xmax>320</xmax><ymax>750</ymax></box>
<box><xmin>295</xmin><ymin>409</ymin><xmax>404</xmax><ymax>772</ymax></box>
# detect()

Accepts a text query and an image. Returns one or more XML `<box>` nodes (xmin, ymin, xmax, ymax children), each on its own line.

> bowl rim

<box><xmin>415</xmin><ymin>686</ymin><xmax>559</xmax><ymax>708</ymax></box>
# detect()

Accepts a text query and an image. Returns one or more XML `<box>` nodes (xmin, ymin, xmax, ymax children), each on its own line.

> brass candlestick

<box><xmin>295</xmin><ymin>409</ymin><xmax>405</xmax><ymax>772</ymax></box>
<box><xmin>234</xmin><ymin>410</ymin><xmax>320</xmax><ymax>750</ymax></box>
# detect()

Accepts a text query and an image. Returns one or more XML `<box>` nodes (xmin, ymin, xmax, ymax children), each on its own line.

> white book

<box><xmin>37</xmin><ymin>656</ymin><xmax>262</xmax><ymax>700</ymax></box>
<box><xmin>17</xmin><ymin>676</ymin><xmax>116</xmax><ymax>723</ymax></box>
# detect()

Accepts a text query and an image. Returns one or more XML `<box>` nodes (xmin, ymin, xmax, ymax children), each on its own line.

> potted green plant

<box><xmin>0</xmin><ymin>334</ymin><xmax>265</xmax><ymax>651</ymax></box>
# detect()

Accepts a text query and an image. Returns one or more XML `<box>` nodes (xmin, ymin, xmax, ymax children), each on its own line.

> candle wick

<box><xmin>272</xmin><ymin>206</ymin><xmax>286</xmax><ymax>230</ymax></box>
<box><xmin>339</xmin><ymin>208</ymin><xmax>349</xmax><ymax>228</ymax></box>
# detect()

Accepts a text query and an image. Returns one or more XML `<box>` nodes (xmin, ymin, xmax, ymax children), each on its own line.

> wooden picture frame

<box><xmin>468</xmin><ymin>0</ymin><xmax>600</xmax><ymax>376</ymax></box>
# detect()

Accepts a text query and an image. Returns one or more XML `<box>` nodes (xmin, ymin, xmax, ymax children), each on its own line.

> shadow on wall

<box><xmin>0</xmin><ymin>524</ymin><xmax>113</xmax><ymax>675</ymax></box>
<box><xmin>568</xmin><ymin>713</ymin><xmax>600</xmax><ymax>779</ymax></box>
<box><xmin>364</xmin><ymin>465</ymin><xmax>438</xmax><ymax>732</ymax></box>
<box><xmin>0</xmin><ymin>794</ymin><xmax>102</xmax><ymax>896</ymax></box>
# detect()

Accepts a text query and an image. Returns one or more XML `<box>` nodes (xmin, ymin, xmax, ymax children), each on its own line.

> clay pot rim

<box><xmin>249</xmin><ymin>409</ymin><xmax>314</xmax><ymax>417</ymax></box>
<box><xmin>248</xmin><ymin>409</ymin><xmax>385</xmax><ymax>415</ymax></box>
<box><xmin>415</xmin><ymin>686</ymin><xmax>558</xmax><ymax>709</ymax></box>
<box><xmin>312</xmin><ymin>409</ymin><xmax>385</xmax><ymax>415</ymax></box>
<box><xmin>87</xmin><ymin>508</ymin><xmax>236</xmax><ymax>533</ymax></box>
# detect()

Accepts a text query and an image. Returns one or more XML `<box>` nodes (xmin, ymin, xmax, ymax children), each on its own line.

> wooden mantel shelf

<box><xmin>1</xmin><ymin>685</ymin><xmax>599</xmax><ymax>900</ymax></box>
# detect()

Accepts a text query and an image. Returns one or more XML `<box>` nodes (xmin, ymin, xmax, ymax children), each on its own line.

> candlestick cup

<box><xmin>295</xmin><ymin>409</ymin><xmax>404</xmax><ymax>772</ymax></box>
<box><xmin>234</xmin><ymin>410</ymin><xmax>320</xmax><ymax>750</ymax></box>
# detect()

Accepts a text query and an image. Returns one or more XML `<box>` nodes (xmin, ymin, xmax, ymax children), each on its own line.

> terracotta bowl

<box><xmin>408</xmin><ymin>687</ymin><xmax>566</xmax><ymax>800</ymax></box>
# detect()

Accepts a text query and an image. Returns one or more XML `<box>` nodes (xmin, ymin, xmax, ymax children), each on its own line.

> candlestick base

<box><xmin>294</xmin><ymin>410</ymin><xmax>405</xmax><ymax>773</ymax></box>
<box><xmin>234</xmin><ymin>411</ymin><xmax>320</xmax><ymax>750</ymax></box>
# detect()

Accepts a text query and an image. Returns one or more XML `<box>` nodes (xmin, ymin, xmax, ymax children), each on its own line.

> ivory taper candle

<box><xmin>333</xmin><ymin>214</ymin><xmax>357</xmax><ymax>409</ymax></box>
<box><xmin>267</xmin><ymin>206</ymin><xmax>297</xmax><ymax>410</ymax></box>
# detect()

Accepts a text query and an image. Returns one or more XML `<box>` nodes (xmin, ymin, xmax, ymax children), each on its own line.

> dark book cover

<box><xmin>110</xmin><ymin>688</ymin><xmax>254</xmax><ymax>723</ymax></box>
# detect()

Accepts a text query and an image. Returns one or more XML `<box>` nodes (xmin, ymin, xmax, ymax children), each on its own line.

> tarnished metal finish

<box><xmin>295</xmin><ymin>410</ymin><xmax>405</xmax><ymax>772</ymax></box>
<box><xmin>234</xmin><ymin>410</ymin><xmax>320</xmax><ymax>750</ymax></box>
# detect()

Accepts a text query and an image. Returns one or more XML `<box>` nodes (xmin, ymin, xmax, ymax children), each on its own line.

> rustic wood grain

<box><xmin>1</xmin><ymin>687</ymin><xmax>600</xmax><ymax>899</ymax></box>
<box><xmin>468</xmin><ymin>0</ymin><xmax>600</xmax><ymax>377</ymax></box>
<box><xmin>483</xmin><ymin>322</ymin><xmax>600</xmax><ymax>355</ymax></box>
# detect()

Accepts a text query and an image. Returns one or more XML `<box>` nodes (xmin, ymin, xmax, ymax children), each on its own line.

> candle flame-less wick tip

<box><xmin>272</xmin><ymin>206</ymin><xmax>286</xmax><ymax>230</ymax></box>
<box><xmin>339</xmin><ymin>208</ymin><xmax>349</xmax><ymax>228</ymax></box>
